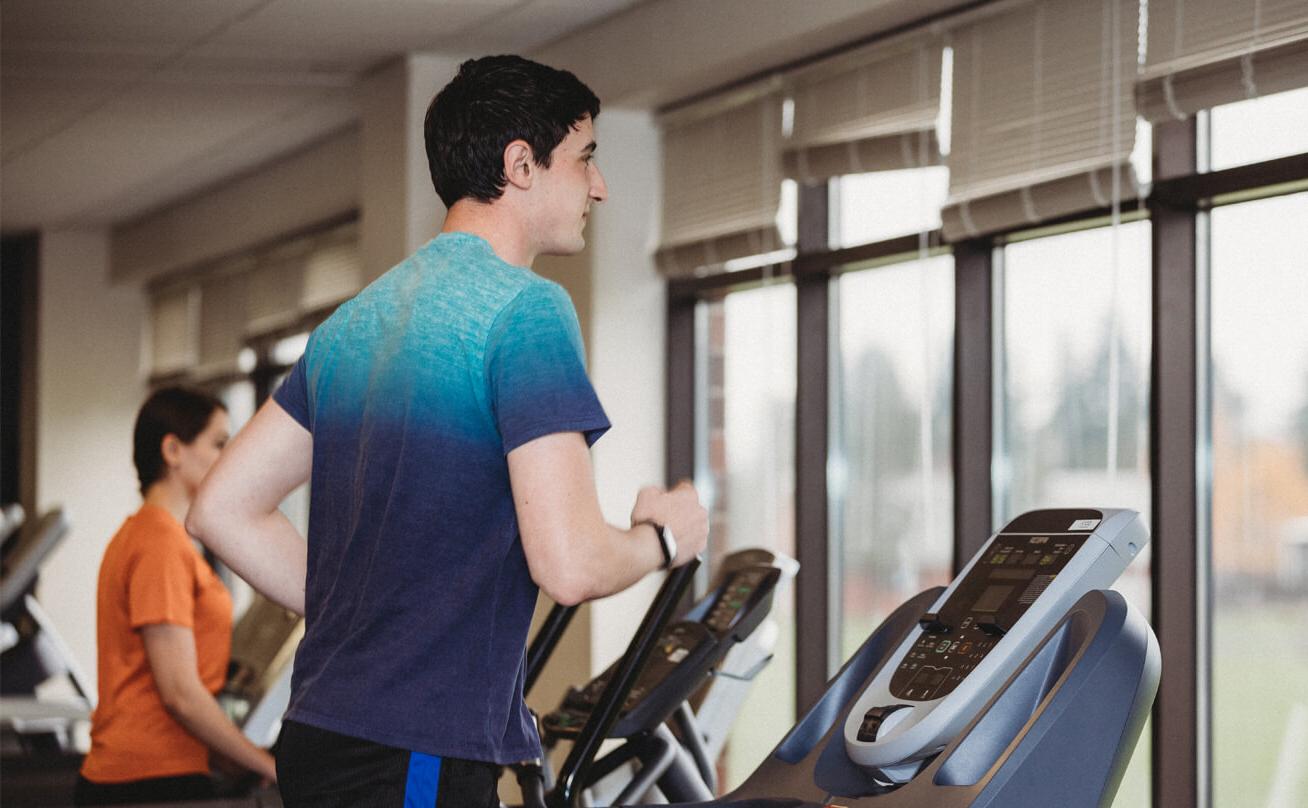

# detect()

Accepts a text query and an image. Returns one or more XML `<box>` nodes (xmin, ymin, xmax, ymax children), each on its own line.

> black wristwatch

<box><xmin>639</xmin><ymin>520</ymin><xmax>678</xmax><ymax>569</ymax></box>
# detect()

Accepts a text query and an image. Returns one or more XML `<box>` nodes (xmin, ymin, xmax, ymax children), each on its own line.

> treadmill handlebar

<box><xmin>547</xmin><ymin>558</ymin><xmax>701</xmax><ymax>808</ymax></box>
<box><xmin>525</xmin><ymin>602</ymin><xmax>578</xmax><ymax>698</ymax></box>
<box><xmin>0</xmin><ymin>509</ymin><xmax>70</xmax><ymax>615</ymax></box>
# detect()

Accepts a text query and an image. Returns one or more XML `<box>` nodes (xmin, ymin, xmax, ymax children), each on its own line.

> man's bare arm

<box><xmin>509</xmin><ymin>432</ymin><xmax>707</xmax><ymax>606</ymax></box>
<box><xmin>187</xmin><ymin>399</ymin><xmax>311</xmax><ymax>615</ymax></box>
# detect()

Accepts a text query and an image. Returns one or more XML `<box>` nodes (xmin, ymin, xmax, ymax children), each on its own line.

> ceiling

<box><xmin>2</xmin><ymin>0</ymin><xmax>967</xmax><ymax>233</ymax></box>
<box><xmin>0</xmin><ymin>0</ymin><xmax>646</xmax><ymax>230</ymax></box>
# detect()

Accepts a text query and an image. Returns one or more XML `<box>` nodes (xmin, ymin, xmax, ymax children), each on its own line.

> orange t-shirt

<box><xmin>80</xmin><ymin>503</ymin><xmax>233</xmax><ymax>783</ymax></box>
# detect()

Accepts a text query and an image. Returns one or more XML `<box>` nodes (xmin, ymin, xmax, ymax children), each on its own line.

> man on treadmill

<box><xmin>188</xmin><ymin>54</ymin><xmax>709</xmax><ymax>808</ymax></box>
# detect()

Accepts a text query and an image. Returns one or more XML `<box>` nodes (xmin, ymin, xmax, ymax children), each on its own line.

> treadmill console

<box><xmin>559</xmin><ymin>623</ymin><xmax>715</xmax><ymax>713</ymax></box>
<box><xmin>842</xmin><ymin>508</ymin><xmax>1147</xmax><ymax>778</ymax></box>
<box><xmin>704</xmin><ymin>564</ymin><xmax>777</xmax><ymax>638</ymax></box>
<box><xmin>542</xmin><ymin>552</ymin><xmax>784</xmax><ymax>740</ymax></box>
<box><xmin>887</xmin><ymin>532</ymin><xmax>1088</xmax><ymax>703</ymax></box>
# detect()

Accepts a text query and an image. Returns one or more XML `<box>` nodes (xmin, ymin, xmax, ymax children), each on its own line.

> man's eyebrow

<box><xmin>582</xmin><ymin>141</ymin><xmax>597</xmax><ymax>155</ymax></box>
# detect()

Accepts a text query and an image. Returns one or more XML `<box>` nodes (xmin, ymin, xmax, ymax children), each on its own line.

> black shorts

<box><xmin>276</xmin><ymin>719</ymin><xmax>500</xmax><ymax>808</ymax></box>
<box><xmin>73</xmin><ymin>773</ymin><xmax>215</xmax><ymax>805</ymax></box>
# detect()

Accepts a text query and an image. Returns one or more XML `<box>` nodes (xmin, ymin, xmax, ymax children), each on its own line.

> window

<box><xmin>997</xmin><ymin>219</ymin><xmax>1152</xmax><ymax>807</ymax></box>
<box><xmin>270</xmin><ymin>332</ymin><xmax>310</xmax><ymax>367</ymax></box>
<box><xmin>1209</xmin><ymin>86</ymin><xmax>1308</xmax><ymax>172</ymax></box>
<box><xmin>998</xmin><ymin>221</ymin><xmax>1152</xmax><ymax>527</ymax></box>
<box><xmin>1209</xmin><ymin>191</ymin><xmax>1308</xmax><ymax>807</ymax></box>
<box><xmin>832</xmin><ymin>166</ymin><xmax>949</xmax><ymax>248</ymax></box>
<box><xmin>694</xmin><ymin>283</ymin><xmax>796</xmax><ymax>789</ymax></box>
<box><xmin>831</xmin><ymin>254</ymin><xmax>954</xmax><ymax>663</ymax></box>
<box><xmin>217</xmin><ymin>378</ymin><xmax>256</xmax><ymax>434</ymax></box>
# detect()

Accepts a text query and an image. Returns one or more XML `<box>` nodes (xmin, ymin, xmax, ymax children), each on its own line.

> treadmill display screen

<box><xmin>704</xmin><ymin>566</ymin><xmax>775</xmax><ymax>636</ymax></box>
<box><xmin>888</xmin><ymin>532</ymin><xmax>1090</xmax><ymax>702</ymax></box>
<box><xmin>972</xmin><ymin>584</ymin><xmax>1012</xmax><ymax>613</ymax></box>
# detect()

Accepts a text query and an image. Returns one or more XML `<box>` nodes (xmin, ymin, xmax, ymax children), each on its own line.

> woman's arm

<box><xmin>140</xmin><ymin>623</ymin><xmax>277</xmax><ymax>782</ymax></box>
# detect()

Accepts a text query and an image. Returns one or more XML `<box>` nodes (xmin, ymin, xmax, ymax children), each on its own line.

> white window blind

<box><xmin>943</xmin><ymin>0</ymin><xmax>1139</xmax><ymax>241</ymax></box>
<box><xmin>149</xmin><ymin>286</ymin><xmax>197</xmax><ymax>377</ymax></box>
<box><xmin>300</xmin><ymin>224</ymin><xmax>363</xmax><ymax>312</ymax></box>
<box><xmin>785</xmin><ymin>35</ymin><xmax>943</xmax><ymax>182</ymax></box>
<box><xmin>656</xmin><ymin>85</ymin><xmax>784</xmax><ymax>277</ymax></box>
<box><xmin>245</xmin><ymin>246</ymin><xmax>306</xmax><ymax>337</ymax></box>
<box><xmin>1140</xmin><ymin>0</ymin><xmax>1308</xmax><ymax>122</ymax></box>
<box><xmin>142</xmin><ymin>219</ymin><xmax>359</xmax><ymax>381</ymax></box>
<box><xmin>195</xmin><ymin>263</ymin><xmax>250</xmax><ymax>381</ymax></box>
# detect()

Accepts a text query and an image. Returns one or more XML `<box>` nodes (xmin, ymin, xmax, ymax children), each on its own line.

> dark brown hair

<box><xmin>133</xmin><ymin>386</ymin><xmax>225</xmax><ymax>495</ymax></box>
<box><xmin>424</xmin><ymin>54</ymin><xmax>600</xmax><ymax>208</ymax></box>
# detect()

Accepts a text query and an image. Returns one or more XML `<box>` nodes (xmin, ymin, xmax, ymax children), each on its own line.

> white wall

<box><xmin>36</xmin><ymin>229</ymin><xmax>147</xmax><ymax>686</ymax></box>
<box><xmin>359</xmin><ymin>54</ymin><xmax>462</xmax><ymax>279</ymax></box>
<box><xmin>586</xmin><ymin>108</ymin><xmax>667</xmax><ymax>671</ymax></box>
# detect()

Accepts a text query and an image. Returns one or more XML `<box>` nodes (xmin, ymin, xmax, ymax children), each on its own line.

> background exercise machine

<box><xmin>1</xmin><ymin>507</ymin><xmax>95</xmax><ymax>757</ymax></box>
<box><xmin>513</xmin><ymin>548</ymin><xmax>796</xmax><ymax>806</ymax></box>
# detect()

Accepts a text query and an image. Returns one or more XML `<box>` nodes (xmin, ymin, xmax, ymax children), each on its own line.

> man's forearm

<box><xmin>523</xmin><ymin>518</ymin><xmax>663</xmax><ymax>606</ymax></box>
<box><xmin>510</xmin><ymin>433</ymin><xmax>707</xmax><ymax>605</ymax></box>
<box><xmin>573</xmin><ymin>521</ymin><xmax>666</xmax><ymax>603</ymax></box>
<box><xmin>189</xmin><ymin>506</ymin><xmax>307</xmax><ymax>615</ymax></box>
<box><xmin>188</xmin><ymin>398</ymin><xmax>312</xmax><ymax>615</ymax></box>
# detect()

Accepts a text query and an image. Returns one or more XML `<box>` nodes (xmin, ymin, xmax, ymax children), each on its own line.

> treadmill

<box><xmin>528</xmin><ymin>508</ymin><xmax>1160</xmax><ymax>808</ymax></box>
<box><xmin>219</xmin><ymin>593</ymin><xmax>303</xmax><ymax>749</ymax></box>
<box><xmin>518</xmin><ymin>548</ymin><xmax>796</xmax><ymax>805</ymax></box>
<box><xmin>1</xmin><ymin>507</ymin><xmax>96</xmax><ymax>756</ymax></box>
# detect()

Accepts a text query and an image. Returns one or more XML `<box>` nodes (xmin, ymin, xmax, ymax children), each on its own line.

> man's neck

<box><xmin>441</xmin><ymin>200</ymin><xmax>535</xmax><ymax>268</ymax></box>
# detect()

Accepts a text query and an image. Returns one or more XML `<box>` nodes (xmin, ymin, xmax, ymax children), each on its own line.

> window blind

<box><xmin>149</xmin><ymin>286</ymin><xmax>197</xmax><ymax>377</ymax></box>
<box><xmin>942</xmin><ymin>0</ymin><xmax>1139</xmax><ymax>241</ymax></box>
<box><xmin>194</xmin><ymin>263</ymin><xmax>251</xmax><ymax>381</ymax></box>
<box><xmin>1140</xmin><ymin>0</ymin><xmax>1308</xmax><ymax>121</ymax></box>
<box><xmin>785</xmin><ymin>36</ymin><xmax>943</xmax><ymax>182</ymax></box>
<box><xmin>656</xmin><ymin>85</ymin><xmax>784</xmax><ymax>277</ymax></box>
<box><xmin>300</xmin><ymin>224</ymin><xmax>363</xmax><ymax>312</ymax></box>
<box><xmin>245</xmin><ymin>245</ymin><xmax>306</xmax><ymax>337</ymax></box>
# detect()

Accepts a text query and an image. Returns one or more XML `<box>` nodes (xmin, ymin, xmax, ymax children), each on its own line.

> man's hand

<box><xmin>631</xmin><ymin>480</ymin><xmax>709</xmax><ymax>567</ymax></box>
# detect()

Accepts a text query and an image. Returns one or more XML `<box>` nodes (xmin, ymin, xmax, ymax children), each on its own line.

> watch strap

<box><xmin>639</xmin><ymin>520</ymin><xmax>675</xmax><ymax>569</ymax></box>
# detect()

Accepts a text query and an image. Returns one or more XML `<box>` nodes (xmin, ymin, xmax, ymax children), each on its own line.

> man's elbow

<box><xmin>185</xmin><ymin>484</ymin><xmax>219</xmax><ymax>544</ymax></box>
<box><xmin>527</xmin><ymin>548</ymin><xmax>594</xmax><ymax>606</ymax></box>
<box><xmin>536</xmin><ymin>570</ymin><xmax>591</xmax><ymax>607</ymax></box>
<box><xmin>522</xmin><ymin>523</ymin><xmax>607</xmax><ymax>606</ymax></box>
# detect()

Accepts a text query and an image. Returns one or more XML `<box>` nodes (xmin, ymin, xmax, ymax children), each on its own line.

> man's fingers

<box><xmin>631</xmin><ymin>484</ymin><xmax>668</xmax><ymax>524</ymax></box>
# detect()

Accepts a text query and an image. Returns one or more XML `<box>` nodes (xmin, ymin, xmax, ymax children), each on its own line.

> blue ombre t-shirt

<box><xmin>272</xmin><ymin>232</ymin><xmax>609</xmax><ymax>763</ymax></box>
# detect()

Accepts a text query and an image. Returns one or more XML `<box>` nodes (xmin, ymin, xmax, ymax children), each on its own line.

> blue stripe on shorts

<box><xmin>404</xmin><ymin>752</ymin><xmax>441</xmax><ymax>808</ymax></box>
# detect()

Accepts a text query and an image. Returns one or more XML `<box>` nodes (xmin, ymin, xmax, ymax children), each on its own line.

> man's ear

<box><xmin>503</xmin><ymin>140</ymin><xmax>535</xmax><ymax>191</ymax></box>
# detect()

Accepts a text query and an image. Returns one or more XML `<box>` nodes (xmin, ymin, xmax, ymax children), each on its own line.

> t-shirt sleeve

<box><xmin>127</xmin><ymin>542</ymin><xmax>198</xmax><ymax>629</ymax></box>
<box><xmin>273</xmin><ymin>353</ymin><xmax>312</xmax><ymax>430</ymax></box>
<box><xmin>486</xmin><ymin>281</ymin><xmax>610</xmax><ymax>454</ymax></box>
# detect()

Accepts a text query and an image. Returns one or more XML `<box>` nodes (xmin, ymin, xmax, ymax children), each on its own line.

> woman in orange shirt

<box><xmin>76</xmin><ymin>387</ymin><xmax>277</xmax><ymax>805</ymax></box>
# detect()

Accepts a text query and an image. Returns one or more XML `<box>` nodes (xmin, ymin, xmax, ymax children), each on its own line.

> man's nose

<box><xmin>590</xmin><ymin>164</ymin><xmax>608</xmax><ymax>202</ymax></box>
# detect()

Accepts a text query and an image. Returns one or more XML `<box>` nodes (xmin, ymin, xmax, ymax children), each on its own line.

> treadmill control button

<box><xmin>977</xmin><ymin>615</ymin><xmax>1007</xmax><ymax>637</ymax></box>
<box><xmin>918</xmin><ymin>613</ymin><xmax>950</xmax><ymax>634</ymax></box>
<box><xmin>857</xmin><ymin>704</ymin><xmax>912</xmax><ymax>742</ymax></box>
